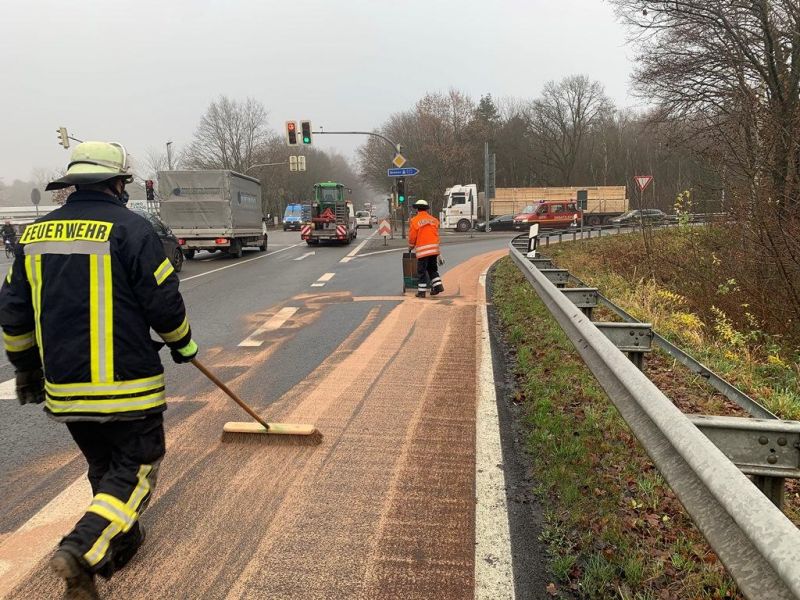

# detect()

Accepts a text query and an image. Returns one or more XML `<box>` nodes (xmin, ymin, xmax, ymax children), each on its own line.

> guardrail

<box><xmin>507</xmin><ymin>234</ymin><xmax>800</xmax><ymax>599</ymax></box>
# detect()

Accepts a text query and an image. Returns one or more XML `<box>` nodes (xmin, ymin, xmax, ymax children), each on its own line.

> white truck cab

<box><xmin>441</xmin><ymin>184</ymin><xmax>479</xmax><ymax>232</ymax></box>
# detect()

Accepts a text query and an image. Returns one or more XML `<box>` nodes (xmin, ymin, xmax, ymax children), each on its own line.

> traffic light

<box><xmin>145</xmin><ymin>180</ymin><xmax>155</xmax><ymax>201</ymax></box>
<box><xmin>300</xmin><ymin>120</ymin><xmax>312</xmax><ymax>144</ymax></box>
<box><xmin>57</xmin><ymin>127</ymin><xmax>69</xmax><ymax>148</ymax></box>
<box><xmin>396</xmin><ymin>178</ymin><xmax>406</xmax><ymax>204</ymax></box>
<box><xmin>286</xmin><ymin>121</ymin><xmax>298</xmax><ymax>146</ymax></box>
<box><xmin>289</xmin><ymin>156</ymin><xmax>298</xmax><ymax>172</ymax></box>
<box><xmin>298</xmin><ymin>156</ymin><xmax>306</xmax><ymax>172</ymax></box>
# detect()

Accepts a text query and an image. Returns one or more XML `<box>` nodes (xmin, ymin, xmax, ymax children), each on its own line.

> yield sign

<box><xmin>634</xmin><ymin>175</ymin><xmax>653</xmax><ymax>192</ymax></box>
<box><xmin>392</xmin><ymin>154</ymin><xmax>407</xmax><ymax>168</ymax></box>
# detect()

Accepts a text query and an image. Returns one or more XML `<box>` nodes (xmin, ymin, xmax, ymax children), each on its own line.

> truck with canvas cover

<box><xmin>301</xmin><ymin>182</ymin><xmax>356</xmax><ymax>245</ymax></box>
<box><xmin>158</xmin><ymin>170</ymin><xmax>267</xmax><ymax>259</ymax></box>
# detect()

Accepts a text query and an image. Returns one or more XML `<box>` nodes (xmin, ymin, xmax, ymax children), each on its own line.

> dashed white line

<box><xmin>294</xmin><ymin>251</ymin><xmax>315</xmax><ymax>261</ymax></box>
<box><xmin>339</xmin><ymin>230</ymin><xmax>377</xmax><ymax>263</ymax></box>
<box><xmin>311</xmin><ymin>272</ymin><xmax>335</xmax><ymax>287</ymax></box>
<box><xmin>180</xmin><ymin>243</ymin><xmax>302</xmax><ymax>282</ymax></box>
<box><xmin>475</xmin><ymin>269</ymin><xmax>515</xmax><ymax>599</ymax></box>
<box><xmin>238</xmin><ymin>307</ymin><xmax>299</xmax><ymax>347</ymax></box>
<box><xmin>0</xmin><ymin>377</ymin><xmax>16</xmax><ymax>400</ymax></box>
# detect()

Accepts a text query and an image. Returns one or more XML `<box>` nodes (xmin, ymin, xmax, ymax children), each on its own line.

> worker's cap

<box><xmin>413</xmin><ymin>199</ymin><xmax>429</xmax><ymax>208</ymax></box>
<box><xmin>46</xmin><ymin>141</ymin><xmax>133</xmax><ymax>191</ymax></box>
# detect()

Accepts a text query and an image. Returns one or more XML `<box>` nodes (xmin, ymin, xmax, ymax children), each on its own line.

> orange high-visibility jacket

<box><xmin>409</xmin><ymin>211</ymin><xmax>440</xmax><ymax>258</ymax></box>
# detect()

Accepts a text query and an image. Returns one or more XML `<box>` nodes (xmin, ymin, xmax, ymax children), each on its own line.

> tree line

<box><xmin>146</xmin><ymin>96</ymin><xmax>370</xmax><ymax>218</ymax></box>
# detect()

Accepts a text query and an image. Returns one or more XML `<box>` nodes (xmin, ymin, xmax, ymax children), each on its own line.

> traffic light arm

<box><xmin>311</xmin><ymin>130</ymin><xmax>402</xmax><ymax>154</ymax></box>
<box><xmin>244</xmin><ymin>162</ymin><xmax>289</xmax><ymax>173</ymax></box>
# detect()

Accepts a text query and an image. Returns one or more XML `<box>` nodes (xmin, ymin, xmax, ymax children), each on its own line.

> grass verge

<box><xmin>492</xmin><ymin>257</ymin><xmax>740</xmax><ymax>599</ymax></box>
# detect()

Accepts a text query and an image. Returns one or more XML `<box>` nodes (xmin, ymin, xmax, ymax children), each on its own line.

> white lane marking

<box><xmin>339</xmin><ymin>230</ymin><xmax>377</xmax><ymax>263</ymax></box>
<box><xmin>356</xmin><ymin>247</ymin><xmax>406</xmax><ymax>258</ymax></box>
<box><xmin>238</xmin><ymin>307</ymin><xmax>299</xmax><ymax>347</ymax></box>
<box><xmin>311</xmin><ymin>272</ymin><xmax>335</xmax><ymax>287</ymax></box>
<box><xmin>180</xmin><ymin>244</ymin><xmax>302</xmax><ymax>282</ymax></box>
<box><xmin>0</xmin><ymin>475</ymin><xmax>91</xmax><ymax>597</ymax></box>
<box><xmin>294</xmin><ymin>251</ymin><xmax>315</xmax><ymax>261</ymax></box>
<box><xmin>0</xmin><ymin>377</ymin><xmax>16</xmax><ymax>400</ymax></box>
<box><xmin>475</xmin><ymin>269</ymin><xmax>515</xmax><ymax>600</ymax></box>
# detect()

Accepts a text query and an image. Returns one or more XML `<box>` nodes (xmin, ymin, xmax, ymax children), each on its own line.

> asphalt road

<box><xmin>0</xmin><ymin>228</ymin><xmax>526</xmax><ymax>599</ymax></box>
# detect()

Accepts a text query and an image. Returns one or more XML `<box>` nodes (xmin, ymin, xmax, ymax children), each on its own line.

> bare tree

<box><xmin>183</xmin><ymin>96</ymin><xmax>271</xmax><ymax>173</ymax></box>
<box><xmin>526</xmin><ymin>75</ymin><xmax>613</xmax><ymax>185</ymax></box>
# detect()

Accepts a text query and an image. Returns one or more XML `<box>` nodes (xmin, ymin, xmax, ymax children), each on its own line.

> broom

<box><xmin>192</xmin><ymin>359</ymin><xmax>323</xmax><ymax>445</ymax></box>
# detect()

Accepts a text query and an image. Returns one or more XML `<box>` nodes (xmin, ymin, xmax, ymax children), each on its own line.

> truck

<box><xmin>158</xmin><ymin>170</ymin><xmax>267</xmax><ymax>259</ymax></box>
<box><xmin>441</xmin><ymin>184</ymin><xmax>481</xmax><ymax>232</ymax></box>
<box><xmin>300</xmin><ymin>182</ymin><xmax>357</xmax><ymax>245</ymax></box>
<box><xmin>491</xmin><ymin>186</ymin><xmax>628</xmax><ymax>226</ymax></box>
<box><xmin>440</xmin><ymin>184</ymin><xmax>628</xmax><ymax>230</ymax></box>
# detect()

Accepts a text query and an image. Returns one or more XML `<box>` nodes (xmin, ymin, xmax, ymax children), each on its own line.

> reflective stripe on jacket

<box><xmin>0</xmin><ymin>191</ymin><xmax>191</xmax><ymax>421</ymax></box>
<box><xmin>409</xmin><ymin>212</ymin><xmax>440</xmax><ymax>258</ymax></box>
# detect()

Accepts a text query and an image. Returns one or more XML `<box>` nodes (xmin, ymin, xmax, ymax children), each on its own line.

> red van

<box><xmin>513</xmin><ymin>201</ymin><xmax>581</xmax><ymax>230</ymax></box>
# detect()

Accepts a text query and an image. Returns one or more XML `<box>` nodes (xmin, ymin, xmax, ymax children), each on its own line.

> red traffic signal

<box><xmin>286</xmin><ymin>121</ymin><xmax>298</xmax><ymax>146</ymax></box>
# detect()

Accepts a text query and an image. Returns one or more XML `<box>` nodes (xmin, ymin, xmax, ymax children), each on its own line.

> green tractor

<box><xmin>301</xmin><ymin>182</ymin><xmax>357</xmax><ymax>245</ymax></box>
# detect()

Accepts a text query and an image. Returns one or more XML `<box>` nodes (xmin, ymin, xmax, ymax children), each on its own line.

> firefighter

<box><xmin>0</xmin><ymin>141</ymin><xmax>198</xmax><ymax>599</ymax></box>
<box><xmin>408</xmin><ymin>199</ymin><xmax>444</xmax><ymax>298</ymax></box>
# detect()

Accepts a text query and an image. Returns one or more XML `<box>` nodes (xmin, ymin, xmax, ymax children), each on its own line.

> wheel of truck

<box><xmin>456</xmin><ymin>219</ymin><xmax>471</xmax><ymax>232</ymax></box>
<box><xmin>229</xmin><ymin>240</ymin><xmax>243</xmax><ymax>259</ymax></box>
<box><xmin>587</xmin><ymin>215</ymin><xmax>602</xmax><ymax>227</ymax></box>
<box><xmin>172</xmin><ymin>247</ymin><xmax>184</xmax><ymax>273</ymax></box>
<box><xmin>184</xmin><ymin>249</ymin><xmax>195</xmax><ymax>260</ymax></box>
<box><xmin>258</xmin><ymin>235</ymin><xmax>267</xmax><ymax>251</ymax></box>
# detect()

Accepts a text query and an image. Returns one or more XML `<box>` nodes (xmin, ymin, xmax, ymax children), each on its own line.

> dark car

<box><xmin>609</xmin><ymin>209</ymin><xmax>667</xmax><ymax>225</ymax></box>
<box><xmin>474</xmin><ymin>214</ymin><xmax>516</xmax><ymax>232</ymax></box>
<box><xmin>131</xmin><ymin>209</ymin><xmax>184</xmax><ymax>273</ymax></box>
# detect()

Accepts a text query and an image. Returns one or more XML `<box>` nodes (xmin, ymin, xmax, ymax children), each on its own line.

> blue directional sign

<box><xmin>387</xmin><ymin>167</ymin><xmax>419</xmax><ymax>177</ymax></box>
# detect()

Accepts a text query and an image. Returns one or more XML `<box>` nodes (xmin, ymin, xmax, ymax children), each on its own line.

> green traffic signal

<box><xmin>300</xmin><ymin>121</ymin><xmax>312</xmax><ymax>145</ymax></box>
<box><xmin>398</xmin><ymin>195</ymin><xmax>405</xmax><ymax>204</ymax></box>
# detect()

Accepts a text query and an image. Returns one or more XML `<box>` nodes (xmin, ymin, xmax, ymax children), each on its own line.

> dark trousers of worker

<box><xmin>417</xmin><ymin>255</ymin><xmax>443</xmax><ymax>294</ymax></box>
<box><xmin>61</xmin><ymin>414</ymin><xmax>165</xmax><ymax>578</ymax></box>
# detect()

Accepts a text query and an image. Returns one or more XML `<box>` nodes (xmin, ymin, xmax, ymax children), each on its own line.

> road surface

<box><xmin>0</xmin><ymin>229</ymin><xmax>524</xmax><ymax>599</ymax></box>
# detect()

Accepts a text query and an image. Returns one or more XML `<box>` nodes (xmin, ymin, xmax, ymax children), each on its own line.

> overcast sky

<box><xmin>0</xmin><ymin>0</ymin><xmax>636</xmax><ymax>185</ymax></box>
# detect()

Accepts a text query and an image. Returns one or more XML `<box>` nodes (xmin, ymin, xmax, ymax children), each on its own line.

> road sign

<box><xmin>387</xmin><ymin>167</ymin><xmax>419</xmax><ymax>177</ymax></box>
<box><xmin>378</xmin><ymin>219</ymin><xmax>391</xmax><ymax>236</ymax></box>
<box><xmin>30</xmin><ymin>188</ymin><xmax>41</xmax><ymax>206</ymax></box>
<box><xmin>634</xmin><ymin>175</ymin><xmax>653</xmax><ymax>192</ymax></box>
<box><xmin>392</xmin><ymin>154</ymin><xmax>407</xmax><ymax>168</ymax></box>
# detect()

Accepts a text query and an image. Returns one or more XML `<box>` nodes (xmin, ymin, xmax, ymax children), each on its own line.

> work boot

<box><xmin>50</xmin><ymin>547</ymin><xmax>100</xmax><ymax>600</ymax></box>
<box><xmin>432</xmin><ymin>283</ymin><xmax>445</xmax><ymax>295</ymax></box>
<box><xmin>416</xmin><ymin>291</ymin><xmax>426</xmax><ymax>298</ymax></box>
<box><xmin>113</xmin><ymin>523</ymin><xmax>145</xmax><ymax>572</ymax></box>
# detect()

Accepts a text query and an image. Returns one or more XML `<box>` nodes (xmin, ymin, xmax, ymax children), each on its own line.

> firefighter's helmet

<box><xmin>413</xmin><ymin>199</ymin><xmax>429</xmax><ymax>208</ymax></box>
<box><xmin>46</xmin><ymin>141</ymin><xmax>133</xmax><ymax>191</ymax></box>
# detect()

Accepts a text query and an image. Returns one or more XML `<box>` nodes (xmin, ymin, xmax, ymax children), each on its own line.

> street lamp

<box><xmin>166</xmin><ymin>141</ymin><xmax>173</xmax><ymax>170</ymax></box>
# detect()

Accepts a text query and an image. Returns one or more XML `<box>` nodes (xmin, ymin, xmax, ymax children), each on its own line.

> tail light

<box><xmin>215</xmin><ymin>238</ymin><xmax>228</xmax><ymax>245</ymax></box>
<box><xmin>178</xmin><ymin>239</ymin><xmax>185</xmax><ymax>245</ymax></box>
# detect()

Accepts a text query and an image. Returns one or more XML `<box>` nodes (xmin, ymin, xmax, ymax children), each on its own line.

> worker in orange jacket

<box><xmin>408</xmin><ymin>199</ymin><xmax>444</xmax><ymax>298</ymax></box>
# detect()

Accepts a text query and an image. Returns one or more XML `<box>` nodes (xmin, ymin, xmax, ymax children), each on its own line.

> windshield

<box><xmin>356</xmin><ymin>211</ymin><xmax>369</xmax><ymax>218</ymax></box>
<box><xmin>619</xmin><ymin>210</ymin><xmax>638</xmax><ymax>219</ymax></box>
<box><xmin>520</xmin><ymin>205</ymin><xmax>536</xmax><ymax>214</ymax></box>
<box><xmin>284</xmin><ymin>205</ymin><xmax>302</xmax><ymax>217</ymax></box>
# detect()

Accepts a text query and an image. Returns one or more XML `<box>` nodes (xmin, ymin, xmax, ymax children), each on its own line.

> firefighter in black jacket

<box><xmin>0</xmin><ymin>141</ymin><xmax>197</xmax><ymax>599</ymax></box>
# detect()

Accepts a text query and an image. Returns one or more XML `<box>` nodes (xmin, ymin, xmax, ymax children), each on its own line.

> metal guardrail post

<box><xmin>594</xmin><ymin>322</ymin><xmax>653</xmax><ymax>370</ymax></box>
<box><xmin>508</xmin><ymin>236</ymin><xmax>800</xmax><ymax>599</ymax></box>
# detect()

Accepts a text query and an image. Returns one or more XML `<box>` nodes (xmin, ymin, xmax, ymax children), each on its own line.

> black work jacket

<box><xmin>0</xmin><ymin>190</ymin><xmax>192</xmax><ymax>421</ymax></box>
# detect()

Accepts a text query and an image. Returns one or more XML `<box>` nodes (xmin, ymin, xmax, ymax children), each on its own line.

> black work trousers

<box><xmin>416</xmin><ymin>255</ymin><xmax>442</xmax><ymax>294</ymax></box>
<box><xmin>62</xmin><ymin>414</ymin><xmax>165</xmax><ymax>577</ymax></box>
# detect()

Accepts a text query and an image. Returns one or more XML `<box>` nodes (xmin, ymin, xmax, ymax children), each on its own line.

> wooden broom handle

<box><xmin>191</xmin><ymin>358</ymin><xmax>270</xmax><ymax>430</ymax></box>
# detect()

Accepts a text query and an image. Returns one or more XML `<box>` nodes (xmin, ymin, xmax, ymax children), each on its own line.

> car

<box><xmin>474</xmin><ymin>214</ymin><xmax>516</xmax><ymax>232</ymax></box>
<box><xmin>513</xmin><ymin>201</ymin><xmax>581</xmax><ymax>230</ymax></box>
<box><xmin>356</xmin><ymin>210</ymin><xmax>372</xmax><ymax>228</ymax></box>
<box><xmin>609</xmin><ymin>209</ymin><xmax>667</xmax><ymax>225</ymax></box>
<box><xmin>131</xmin><ymin>209</ymin><xmax>184</xmax><ymax>273</ymax></box>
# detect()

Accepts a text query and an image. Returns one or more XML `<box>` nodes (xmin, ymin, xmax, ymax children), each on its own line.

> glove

<box><xmin>16</xmin><ymin>368</ymin><xmax>44</xmax><ymax>405</ymax></box>
<box><xmin>437</xmin><ymin>255</ymin><xmax>445</xmax><ymax>266</ymax></box>
<box><xmin>170</xmin><ymin>339</ymin><xmax>198</xmax><ymax>364</ymax></box>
